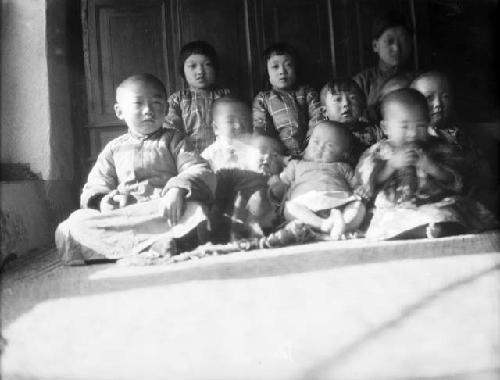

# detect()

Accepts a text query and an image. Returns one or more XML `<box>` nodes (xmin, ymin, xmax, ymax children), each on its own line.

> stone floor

<box><xmin>1</xmin><ymin>232</ymin><xmax>500</xmax><ymax>380</ymax></box>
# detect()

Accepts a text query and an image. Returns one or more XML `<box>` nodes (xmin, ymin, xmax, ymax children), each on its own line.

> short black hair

<box><xmin>381</xmin><ymin>88</ymin><xmax>429</xmax><ymax>121</ymax></box>
<box><xmin>372</xmin><ymin>10</ymin><xmax>413</xmax><ymax>40</ymax></box>
<box><xmin>379</xmin><ymin>72</ymin><xmax>414</xmax><ymax>100</ymax></box>
<box><xmin>116</xmin><ymin>73</ymin><xmax>167</xmax><ymax>99</ymax></box>
<box><xmin>178</xmin><ymin>40</ymin><xmax>219</xmax><ymax>80</ymax></box>
<box><xmin>262</xmin><ymin>42</ymin><xmax>301</xmax><ymax>78</ymax></box>
<box><xmin>321</xmin><ymin>77</ymin><xmax>366</xmax><ymax>108</ymax></box>
<box><xmin>411</xmin><ymin>70</ymin><xmax>451</xmax><ymax>89</ymax></box>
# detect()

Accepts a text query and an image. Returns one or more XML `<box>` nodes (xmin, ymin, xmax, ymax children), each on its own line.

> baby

<box><xmin>56</xmin><ymin>74</ymin><xmax>216</xmax><ymax>264</ymax></box>
<box><xmin>210</xmin><ymin>135</ymin><xmax>285</xmax><ymax>242</ymax></box>
<box><xmin>271</xmin><ymin>121</ymin><xmax>366</xmax><ymax>239</ymax></box>
<box><xmin>356</xmin><ymin>88</ymin><xmax>498</xmax><ymax>239</ymax></box>
<box><xmin>165</xmin><ymin>41</ymin><xmax>231</xmax><ymax>153</ymax></box>
<box><xmin>353</xmin><ymin>10</ymin><xmax>414</xmax><ymax>113</ymax></box>
<box><xmin>201</xmin><ymin>97</ymin><xmax>252</xmax><ymax>172</ymax></box>
<box><xmin>253</xmin><ymin>42</ymin><xmax>323</xmax><ymax>158</ymax></box>
<box><xmin>321</xmin><ymin>77</ymin><xmax>384</xmax><ymax>164</ymax></box>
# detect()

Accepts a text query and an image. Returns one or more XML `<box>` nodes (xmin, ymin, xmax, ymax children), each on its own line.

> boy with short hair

<box><xmin>56</xmin><ymin>73</ymin><xmax>216</xmax><ymax>264</ymax></box>
<box><xmin>356</xmin><ymin>88</ymin><xmax>498</xmax><ymax>240</ymax></box>
<box><xmin>353</xmin><ymin>10</ymin><xmax>414</xmax><ymax>114</ymax></box>
<box><xmin>201</xmin><ymin>97</ymin><xmax>252</xmax><ymax>172</ymax></box>
<box><xmin>321</xmin><ymin>78</ymin><xmax>384</xmax><ymax>164</ymax></box>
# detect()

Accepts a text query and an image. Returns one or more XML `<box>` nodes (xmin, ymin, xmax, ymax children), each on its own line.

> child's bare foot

<box><xmin>328</xmin><ymin>209</ymin><xmax>345</xmax><ymax>240</ymax></box>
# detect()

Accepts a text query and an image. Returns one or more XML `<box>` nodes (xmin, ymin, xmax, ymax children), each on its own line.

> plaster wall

<box><xmin>1</xmin><ymin>0</ymin><xmax>51</xmax><ymax>178</ymax></box>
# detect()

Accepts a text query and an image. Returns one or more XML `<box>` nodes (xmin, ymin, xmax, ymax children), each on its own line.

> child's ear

<box><xmin>114</xmin><ymin>103</ymin><xmax>124</xmax><ymax>120</ymax></box>
<box><xmin>372</xmin><ymin>39</ymin><xmax>379</xmax><ymax>54</ymax></box>
<box><xmin>319</xmin><ymin>105</ymin><xmax>327</xmax><ymax>118</ymax></box>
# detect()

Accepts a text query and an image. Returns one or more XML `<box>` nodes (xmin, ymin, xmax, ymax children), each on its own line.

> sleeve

<box><xmin>306</xmin><ymin>87</ymin><xmax>324</xmax><ymax>134</ymax></box>
<box><xmin>252</xmin><ymin>92</ymin><xmax>273</xmax><ymax>135</ymax></box>
<box><xmin>353</xmin><ymin>143</ymin><xmax>386</xmax><ymax>200</ymax></box>
<box><xmin>352</xmin><ymin>70</ymin><xmax>369</xmax><ymax>100</ymax></box>
<box><xmin>342</xmin><ymin>163</ymin><xmax>359</xmax><ymax>192</ymax></box>
<box><xmin>80</xmin><ymin>142</ymin><xmax>118</xmax><ymax>208</ymax></box>
<box><xmin>426</xmin><ymin>142</ymin><xmax>464</xmax><ymax>193</ymax></box>
<box><xmin>162</xmin><ymin>131</ymin><xmax>216</xmax><ymax>202</ymax></box>
<box><xmin>279</xmin><ymin>160</ymin><xmax>296</xmax><ymax>186</ymax></box>
<box><xmin>164</xmin><ymin>92</ymin><xmax>184</xmax><ymax>134</ymax></box>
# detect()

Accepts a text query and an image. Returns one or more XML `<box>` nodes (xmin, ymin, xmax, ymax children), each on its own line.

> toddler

<box><xmin>321</xmin><ymin>77</ymin><xmax>384</xmax><ymax>163</ymax></box>
<box><xmin>165</xmin><ymin>41</ymin><xmax>231</xmax><ymax>153</ymax></box>
<box><xmin>353</xmin><ymin>10</ymin><xmax>414</xmax><ymax>114</ymax></box>
<box><xmin>356</xmin><ymin>88</ymin><xmax>498</xmax><ymax>240</ymax></box>
<box><xmin>411</xmin><ymin>71</ymin><xmax>495</xmax><ymax>203</ymax></box>
<box><xmin>253</xmin><ymin>42</ymin><xmax>323</xmax><ymax>158</ymax></box>
<box><xmin>56</xmin><ymin>74</ymin><xmax>216</xmax><ymax>264</ymax></box>
<box><xmin>210</xmin><ymin>135</ymin><xmax>285</xmax><ymax>242</ymax></box>
<box><xmin>271</xmin><ymin>121</ymin><xmax>366</xmax><ymax>239</ymax></box>
<box><xmin>201</xmin><ymin>97</ymin><xmax>252</xmax><ymax>171</ymax></box>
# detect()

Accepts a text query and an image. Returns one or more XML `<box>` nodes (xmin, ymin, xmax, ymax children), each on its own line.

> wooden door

<box><xmin>83</xmin><ymin>0</ymin><xmax>175</xmax><ymax>165</ymax></box>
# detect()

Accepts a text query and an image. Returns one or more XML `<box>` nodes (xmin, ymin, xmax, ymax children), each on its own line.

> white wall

<box><xmin>1</xmin><ymin>0</ymin><xmax>51</xmax><ymax>179</ymax></box>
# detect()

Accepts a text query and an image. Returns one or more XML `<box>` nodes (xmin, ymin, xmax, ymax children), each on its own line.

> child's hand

<box><xmin>99</xmin><ymin>191</ymin><xmax>133</xmax><ymax>212</ymax></box>
<box><xmin>267</xmin><ymin>174</ymin><xmax>282</xmax><ymax>187</ymax></box>
<box><xmin>159</xmin><ymin>187</ymin><xmax>187</xmax><ymax>226</ymax></box>
<box><xmin>100</xmin><ymin>193</ymin><xmax>118</xmax><ymax>212</ymax></box>
<box><xmin>387</xmin><ymin>147</ymin><xmax>418</xmax><ymax>170</ymax></box>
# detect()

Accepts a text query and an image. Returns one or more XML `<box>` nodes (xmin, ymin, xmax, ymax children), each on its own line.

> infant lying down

<box><xmin>270</xmin><ymin>121</ymin><xmax>366</xmax><ymax>240</ymax></box>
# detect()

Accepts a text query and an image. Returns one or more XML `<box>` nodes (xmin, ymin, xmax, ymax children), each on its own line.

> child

<box><xmin>252</xmin><ymin>42</ymin><xmax>323</xmax><ymax>158</ymax></box>
<box><xmin>353</xmin><ymin>10</ymin><xmax>414</xmax><ymax>113</ymax></box>
<box><xmin>210</xmin><ymin>135</ymin><xmax>285</xmax><ymax>242</ymax></box>
<box><xmin>411</xmin><ymin>71</ymin><xmax>495</xmax><ymax>204</ymax></box>
<box><xmin>165</xmin><ymin>41</ymin><xmax>231</xmax><ymax>153</ymax></box>
<box><xmin>356</xmin><ymin>88</ymin><xmax>498</xmax><ymax>240</ymax></box>
<box><xmin>321</xmin><ymin>78</ymin><xmax>384</xmax><ymax>163</ymax></box>
<box><xmin>367</xmin><ymin>72</ymin><xmax>414</xmax><ymax>122</ymax></box>
<box><xmin>271</xmin><ymin>121</ymin><xmax>366</xmax><ymax>239</ymax></box>
<box><xmin>56</xmin><ymin>74</ymin><xmax>216</xmax><ymax>264</ymax></box>
<box><xmin>201</xmin><ymin>97</ymin><xmax>252</xmax><ymax>172</ymax></box>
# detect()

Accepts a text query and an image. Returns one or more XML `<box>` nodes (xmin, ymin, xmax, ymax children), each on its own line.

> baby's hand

<box><xmin>388</xmin><ymin>147</ymin><xmax>418</xmax><ymax>169</ymax></box>
<box><xmin>159</xmin><ymin>187</ymin><xmax>187</xmax><ymax>226</ymax></box>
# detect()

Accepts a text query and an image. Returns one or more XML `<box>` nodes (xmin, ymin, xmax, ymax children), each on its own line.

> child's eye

<box><xmin>332</xmin><ymin>95</ymin><xmax>342</xmax><ymax>102</ymax></box>
<box><xmin>348</xmin><ymin>94</ymin><xmax>359</xmax><ymax>102</ymax></box>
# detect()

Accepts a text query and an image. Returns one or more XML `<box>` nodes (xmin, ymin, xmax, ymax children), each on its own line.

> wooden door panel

<box><xmin>85</xmin><ymin>0</ymin><xmax>173</xmax><ymax>126</ymax></box>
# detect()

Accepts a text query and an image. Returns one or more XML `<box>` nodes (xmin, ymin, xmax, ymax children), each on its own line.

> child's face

<box><xmin>213</xmin><ymin>103</ymin><xmax>251</xmax><ymax>140</ymax></box>
<box><xmin>373</xmin><ymin>26</ymin><xmax>412</xmax><ymax>68</ymax></box>
<box><xmin>114</xmin><ymin>82</ymin><xmax>166</xmax><ymax>135</ymax></box>
<box><xmin>183</xmin><ymin>54</ymin><xmax>216</xmax><ymax>89</ymax></box>
<box><xmin>267</xmin><ymin>53</ymin><xmax>296</xmax><ymax>90</ymax></box>
<box><xmin>383</xmin><ymin>102</ymin><xmax>429</xmax><ymax>147</ymax></box>
<box><xmin>412</xmin><ymin>75</ymin><xmax>451</xmax><ymax>126</ymax></box>
<box><xmin>251</xmin><ymin>137</ymin><xmax>283</xmax><ymax>176</ymax></box>
<box><xmin>304</xmin><ymin>125</ymin><xmax>349</xmax><ymax>163</ymax></box>
<box><xmin>325</xmin><ymin>91</ymin><xmax>362</xmax><ymax>123</ymax></box>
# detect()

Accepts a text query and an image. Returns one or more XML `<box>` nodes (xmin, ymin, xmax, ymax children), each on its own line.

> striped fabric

<box><xmin>165</xmin><ymin>87</ymin><xmax>231</xmax><ymax>153</ymax></box>
<box><xmin>252</xmin><ymin>85</ymin><xmax>323</xmax><ymax>157</ymax></box>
